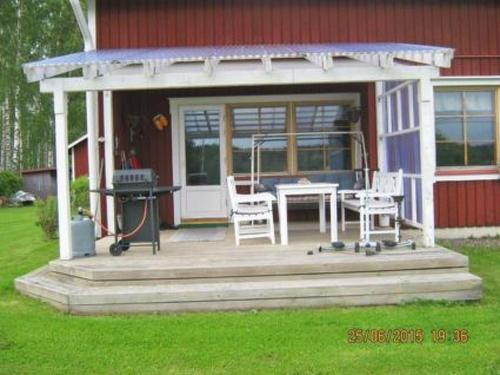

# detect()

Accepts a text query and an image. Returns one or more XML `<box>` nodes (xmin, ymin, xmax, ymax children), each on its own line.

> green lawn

<box><xmin>0</xmin><ymin>207</ymin><xmax>499</xmax><ymax>375</ymax></box>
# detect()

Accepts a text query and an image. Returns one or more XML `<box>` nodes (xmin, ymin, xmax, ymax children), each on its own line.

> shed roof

<box><xmin>24</xmin><ymin>43</ymin><xmax>454</xmax><ymax>82</ymax></box>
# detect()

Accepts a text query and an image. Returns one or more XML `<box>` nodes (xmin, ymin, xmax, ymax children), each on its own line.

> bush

<box><xmin>71</xmin><ymin>176</ymin><xmax>89</xmax><ymax>210</ymax></box>
<box><xmin>35</xmin><ymin>196</ymin><xmax>58</xmax><ymax>239</ymax></box>
<box><xmin>0</xmin><ymin>171</ymin><xmax>22</xmax><ymax>197</ymax></box>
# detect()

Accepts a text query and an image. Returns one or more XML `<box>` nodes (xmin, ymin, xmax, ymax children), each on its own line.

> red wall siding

<box><xmin>96</xmin><ymin>0</ymin><xmax>500</xmax><ymax>76</ymax></box>
<box><xmin>434</xmin><ymin>180</ymin><xmax>500</xmax><ymax>228</ymax></box>
<box><xmin>73</xmin><ymin>141</ymin><xmax>89</xmax><ymax>178</ymax></box>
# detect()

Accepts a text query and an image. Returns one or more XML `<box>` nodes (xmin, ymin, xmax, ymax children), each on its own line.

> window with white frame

<box><xmin>435</xmin><ymin>89</ymin><xmax>498</xmax><ymax>167</ymax></box>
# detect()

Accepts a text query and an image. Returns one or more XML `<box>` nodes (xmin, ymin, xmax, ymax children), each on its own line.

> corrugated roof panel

<box><xmin>23</xmin><ymin>43</ymin><xmax>454</xmax><ymax>82</ymax></box>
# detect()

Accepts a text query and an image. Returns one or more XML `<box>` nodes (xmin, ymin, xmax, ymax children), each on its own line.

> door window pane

<box><xmin>231</xmin><ymin>106</ymin><xmax>287</xmax><ymax>173</ymax></box>
<box><xmin>185</xmin><ymin>110</ymin><xmax>220</xmax><ymax>186</ymax></box>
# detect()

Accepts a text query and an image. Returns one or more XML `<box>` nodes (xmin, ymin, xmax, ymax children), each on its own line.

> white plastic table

<box><xmin>275</xmin><ymin>183</ymin><xmax>339</xmax><ymax>245</ymax></box>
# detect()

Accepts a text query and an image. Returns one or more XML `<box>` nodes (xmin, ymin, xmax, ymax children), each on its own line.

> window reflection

<box><xmin>185</xmin><ymin>110</ymin><xmax>220</xmax><ymax>185</ymax></box>
<box><xmin>231</xmin><ymin>106</ymin><xmax>287</xmax><ymax>173</ymax></box>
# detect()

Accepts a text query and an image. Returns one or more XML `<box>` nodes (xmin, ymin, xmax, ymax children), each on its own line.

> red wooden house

<box><xmin>24</xmin><ymin>0</ymin><xmax>499</xmax><ymax>259</ymax></box>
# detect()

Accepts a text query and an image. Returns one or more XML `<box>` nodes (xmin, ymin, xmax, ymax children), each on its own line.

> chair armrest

<box><xmin>236</xmin><ymin>192</ymin><xmax>276</xmax><ymax>204</ymax></box>
<box><xmin>356</xmin><ymin>191</ymin><xmax>395</xmax><ymax>202</ymax></box>
<box><xmin>338</xmin><ymin>189</ymin><xmax>371</xmax><ymax>200</ymax></box>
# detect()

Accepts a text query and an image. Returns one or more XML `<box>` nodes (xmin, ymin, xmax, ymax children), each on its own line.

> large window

<box><xmin>295</xmin><ymin>104</ymin><xmax>352</xmax><ymax>171</ymax></box>
<box><xmin>231</xmin><ymin>106</ymin><xmax>288</xmax><ymax>173</ymax></box>
<box><xmin>229</xmin><ymin>101</ymin><xmax>356</xmax><ymax>175</ymax></box>
<box><xmin>435</xmin><ymin>90</ymin><xmax>497</xmax><ymax>167</ymax></box>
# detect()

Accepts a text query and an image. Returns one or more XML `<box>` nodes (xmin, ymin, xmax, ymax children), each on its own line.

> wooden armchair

<box><xmin>227</xmin><ymin>176</ymin><xmax>276</xmax><ymax>246</ymax></box>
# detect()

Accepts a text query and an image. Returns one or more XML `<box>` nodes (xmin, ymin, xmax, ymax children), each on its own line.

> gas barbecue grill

<box><xmin>99</xmin><ymin>169</ymin><xmax>180</xmax><ymax>256</ymax></box>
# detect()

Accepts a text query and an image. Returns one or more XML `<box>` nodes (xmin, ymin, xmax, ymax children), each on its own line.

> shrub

<box><xmin>35</xmin><ymin>196</ymin><xmax>58</xmax><ymax>239</ymax></box>
<box><xmin>0</xmin><ymin>171</ymin><xmax>22</xmax><ymax>197</ymax></box>
<box><xmin>71</xmin><ymin>176</ymin><xmax>89</xmax><ymax>210</ymax></box>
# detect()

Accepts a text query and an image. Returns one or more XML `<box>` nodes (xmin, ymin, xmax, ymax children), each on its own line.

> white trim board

<box><xmin>40</xmin><ymin>62</ymin><xmax>439</xmax><ymax>93</ymax></box>
<box><xmin>169</xmin><ymin>92</ymin><xmax>361</xmax><ymax>107</ymax></box>
<box><xmin>432</xmin><ymin>76</ymin><xmax>500</xmax><ymax>87</ymax></box>
<box><xmin>436</xmin><ymin>174</ymin><xmax>499</xmax><ymax>182</ymax></box>
<box><xmin>68</xmin><ymin>134</ymin><xmax>88</xmax><ymax>150</ymax></box>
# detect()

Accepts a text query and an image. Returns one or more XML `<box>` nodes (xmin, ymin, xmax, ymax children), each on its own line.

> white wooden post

<box><xmin>170</xmin><ymin>102</ymin><xmax>181</xmax><ymax>226</ymax></box>
<box><xmin>375</xmin><ymin>81</ymin><xmax>387</xmax><ymax>172</ymax></box>
<box><xmin>103</xmin><ymin>90</ymin><xmax>115</xmax><ymax>234</ymax></box>
<box><xmin>54</xmin><ymin>90</ymin><xmax>73</xmax><ymax>260</ymax></box>
<box><xmin>71</xmin><ymin>147</ymin><xmax>76</xmax><ymax>181</ymax></box>
<box><xmin>86</xmin><ymin>0</ymin><xmax>101</xmax><ymax>237</ymax></box>
<box><xmin>418</xmin><ymin>78</ymin><xmax>436</xmax><ymax>247</ymax></box>
<box><xmin>86</xmin><ymin>91</ymin><xmax>101</xmax><ymax>237</ymax></box>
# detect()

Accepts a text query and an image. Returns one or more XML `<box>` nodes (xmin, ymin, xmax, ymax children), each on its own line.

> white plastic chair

<box><xmin>339</xmin><ymin>169</ymin><xmax>403</xmax><ymax>242</ymax></box>
<box><xmin>227</xmin><ymin>176</ymin><xmax>276</xmax><ymax>246</ymax></box>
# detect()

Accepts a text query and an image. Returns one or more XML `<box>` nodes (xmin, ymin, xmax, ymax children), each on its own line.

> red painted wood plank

<box><xmin>447</xmin><ymin>182</ymin><xmax>459</xmax><ymax>227</ymax></box>
<box><xmin>437</xmin><ymin>183</ymin><xmax>449</xmax><ymax>228</ymax></box>
<box><xmin>456</xmin><ymin>182</ymin><xmax>467</xmax><ymax>227</ymax></box>
<box><xmin>484</xmin><ymin>180</ymin><xmax>495</xmax><ymax>226</ymax></box>
<box><xmin>465</xmin><ymin>182</ymin><xmax>477</xmax><ymax>227</ymax></box>
<box><xmin>495</xmin><ymin>181</ymin><xmax>500</xmax><ymax>225</ymax></box>
<box><xmin>475</xmin><ymin>181</ymin><xmax>487</xmax><ymax>225</ymax></box>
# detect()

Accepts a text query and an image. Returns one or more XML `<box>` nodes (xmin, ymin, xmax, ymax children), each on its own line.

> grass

<box><xmin>0</xmin><ymin>207</ymin><xmax>499</xmax><ymax>375</ymax></box>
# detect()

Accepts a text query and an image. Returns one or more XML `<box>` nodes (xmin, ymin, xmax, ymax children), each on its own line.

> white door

<box><xmin>180</xmin><ymin>106</ymin><xmax>227</xmax><ymax>219</ymax></box>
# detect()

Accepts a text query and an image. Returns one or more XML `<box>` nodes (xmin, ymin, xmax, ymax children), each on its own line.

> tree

<box><xmin>0</xmin><ymin>0</ymin><xmax>86</xmax><ymax>172</ymax></box>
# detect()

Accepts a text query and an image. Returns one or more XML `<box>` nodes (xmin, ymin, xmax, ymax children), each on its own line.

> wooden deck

<box><xmin>15</xmin><ymin>224</ymin><xmax>482</xmax><ymax>314</ymax></box>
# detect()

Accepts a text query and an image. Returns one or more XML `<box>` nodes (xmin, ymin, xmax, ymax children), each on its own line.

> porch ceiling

<box><xmin>24</xmin><ymin>42</ymin><xmax>453</xmax><ymax>84</ymax></box>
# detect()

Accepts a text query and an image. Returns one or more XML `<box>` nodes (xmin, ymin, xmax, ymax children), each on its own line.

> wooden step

<box><xmin>48</xmin><ymin>248</ymin><xmax>469</xmax><ymax>281</ymax></box>
<box><xmin>15</xmin><ymin>267</ymin><xmax>482</xmax><ymax>315</ymax></box>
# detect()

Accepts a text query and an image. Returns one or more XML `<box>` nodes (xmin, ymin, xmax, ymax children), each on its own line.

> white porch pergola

<box><xmin>23</xmin><ymin>42</ymin><xmax>453</xmax><ymax>259</ymax></box>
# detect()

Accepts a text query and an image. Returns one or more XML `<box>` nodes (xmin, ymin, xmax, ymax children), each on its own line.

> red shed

<box><xmin>68</xmin><ymin>134</ymin><xmax>89</xmax><ymax>180</ymax></box>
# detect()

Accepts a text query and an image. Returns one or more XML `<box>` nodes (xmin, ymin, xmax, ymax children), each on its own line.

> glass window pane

<box><xmin>295</xmin><ymin>105</ymin><xmax>353</xmax><ymax>172</ymax></box>
<box><xmin>435</xmin><ymin>92</ymin><xmax>462</xmax><ymax>115</ymax></box>
<box><xmin>326</xmin><ymin>134</ymin><xmax>351</xmax><ymax>148</ymax></box>
<box><xmin>298</xmin><ymin>150</ymin><xmax>324</xmax><ymax>171</ymax></box>
<box><xmin>231</xmin><ymin>106</ymin><xmax>287</xmax><ymax>173</ymax></box>
<box><xmin>467</xmin><ymin>117</ymin><xmax>495</xmax><ymax>141</ymax></box>
<box><xmin>436</xmin><ymin>142</ymin><xmax>465</xmax><ymax>166</ymax></box>
<box><xmin>296</xmin><ymin>104</ymin><xmax>344</xmax><ymax>132</ymax></box>
<box><xmin>185</xmin><ymin>110</ymin><xmax>220</xmax><ymax>185</ymax></box>
<box><xmin>468</xmin><ymin>142</ymin><xmax>495</xmax><ymax>166</ymax></box>
<box><xmin>327</xmin><ymin>149</ymin><xmax>352</xmax><ymax>170</ymax></box>
<box><xmin>232</xmin><ymin>151</ymin><xmax>251</xmax><ymax>174</ymax></box>
<box><xmin>296</xmin><ymin>134</ymin><xmax>326</xmax><ymax>148</ymax></box>
<box><xmin>435</xmin><ymin>118</ymin><xmax>464</xmax><ymax>141</ymax></box>
<box><xmin>261</xmin><ymin>151</ymin><xmax>287</xmax><ymax>172</ymax></box>
<box><xmin>464</xmin><ymin>91</ymin><xmax>494</xmax><ymax>115</ymax></box>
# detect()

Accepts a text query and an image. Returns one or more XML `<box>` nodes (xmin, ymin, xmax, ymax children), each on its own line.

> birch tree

<box><xmin>0</xmin><ymin>0</ymin><xmax>85</xmax><ymax>171</ymax></box>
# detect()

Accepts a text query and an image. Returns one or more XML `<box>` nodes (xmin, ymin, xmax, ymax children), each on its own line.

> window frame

<box><xmin>226</xmin><ymin>99</ymin><xmax>358</xmax><ymax>176</ymax></box>
<box><xmin>434</xmin><ymin>86</ymin><xmax>500</xmax><ymax>170</ymax></box>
